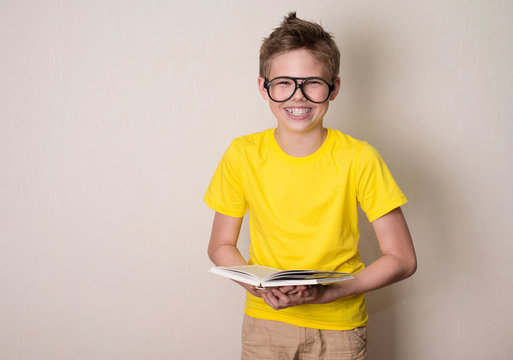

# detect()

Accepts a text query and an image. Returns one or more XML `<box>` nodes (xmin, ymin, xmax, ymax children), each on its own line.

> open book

<box><xmin>209</xmin><ymin>265</ymin><xmax>354</xmax><ymax>289</ymax></box>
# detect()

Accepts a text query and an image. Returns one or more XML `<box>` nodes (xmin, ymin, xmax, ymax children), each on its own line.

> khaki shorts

<box><xmin>241</xmin><ymin>314</ymin><xmax>367</xmax><ymax>360</ymax></box>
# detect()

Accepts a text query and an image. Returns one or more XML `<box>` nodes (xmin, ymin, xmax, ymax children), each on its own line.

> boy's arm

<box><xmin>327</xmin><ymin>206</ymin><xmax>417</xmax><ymax>300</ymax></box>
<box><xmin>208</xmin><ymin>211</ymin><xmax>312</xmax><ymax>301</ymax></box>
<box><xmin>207</xmin><ymin>212</ymin><xmax>246</xmax><ymax>266</ymax></box>
<box><xmin>263</xmin><ymin>207</ymin><xmax>417</xmax><ymax>310</ymax></box>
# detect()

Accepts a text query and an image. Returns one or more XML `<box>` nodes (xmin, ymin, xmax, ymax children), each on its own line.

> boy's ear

<box><xmin>329</xmin><ymin>76</ymin><xmax>341</xmax><ymax>101</ymax></box>
<box><xmin>258</xmin><ymin>77</ymin><xmax>270</xmax><ymax>101</ymax></box>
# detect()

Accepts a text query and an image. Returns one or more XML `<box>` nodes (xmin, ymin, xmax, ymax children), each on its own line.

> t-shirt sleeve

<box><xmin>355</xmin><ymin>143</ymin><xmax>408</xmax><ymax>222</ymax></box>
<box><xmin>204</xmin><ymin>141</ymin><xmax>248</xmax><ymax>218</ymax></box>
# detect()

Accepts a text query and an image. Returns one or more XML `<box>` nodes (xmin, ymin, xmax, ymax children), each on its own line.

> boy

<box><xmin>205</xmin><ymin>12</ymin><xmax>416</xmax><ymax>360</ymax></box>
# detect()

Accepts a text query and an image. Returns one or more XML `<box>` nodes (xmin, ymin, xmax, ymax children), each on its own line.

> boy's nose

<box><xmin>291</xmin><ymin>85</ymin><xmax>308</xmax><ymax>101</ymax></box>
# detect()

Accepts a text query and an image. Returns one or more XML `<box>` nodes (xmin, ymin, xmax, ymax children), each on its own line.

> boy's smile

<box><xmin>258</xmin><ymin>49</ymin><xmax>340</xmax><ymax>137</ymax></box>
<box><xmin>285</xmin><ymin>106</ymin><xmax>312</xmax><ymax>119</ymax></box>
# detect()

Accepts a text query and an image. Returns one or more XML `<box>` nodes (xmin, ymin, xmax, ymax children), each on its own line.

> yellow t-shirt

<box><xmin>204</xmin><ymin>128</ymin><xmax>407</xmax><ymax>330</ymax></box>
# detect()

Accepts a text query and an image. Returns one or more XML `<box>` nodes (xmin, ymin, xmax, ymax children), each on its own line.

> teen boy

<box><xmin>205</xmin><ymin>12</ymin><xmax>417</xmax><ymax>360</ymax></box>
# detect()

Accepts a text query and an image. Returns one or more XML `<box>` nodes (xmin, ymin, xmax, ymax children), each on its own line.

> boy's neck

<box><xmin>274</xmin><ymin>126</ymin><xmax>328</xmax><ymax>157</ymax></box>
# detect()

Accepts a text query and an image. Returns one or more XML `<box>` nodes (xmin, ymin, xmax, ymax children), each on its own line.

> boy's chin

<box><xmin>277</xmin><ymin>120</ymin><xmax>323</xmax><ymax>134</ymax></box>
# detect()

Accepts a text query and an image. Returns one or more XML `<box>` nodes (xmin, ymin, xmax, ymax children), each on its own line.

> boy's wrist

<box><xmin>316</xmin><ymin>280</ymin><xmax>358</xmax><ymax>304</ymax></box>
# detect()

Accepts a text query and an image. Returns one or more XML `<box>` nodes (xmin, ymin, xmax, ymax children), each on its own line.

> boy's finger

<box><xmin>286</xmin><ymin>285</ymin><xmax>308</xmax><ymax>295</ymax></box>
<box><xmin>262</xmin><ymin>291</ymin><xmax>280</xmax><ymax>310</ymax></box>
<box><xmin>278</xmin><ymin>286</ymin><xmax>295</xmax><ymax>293</ymax></box>
<box><xmin>271</xmin><ymin>288</ymin><xmax>291</xmax><ymax>305</ymax></box>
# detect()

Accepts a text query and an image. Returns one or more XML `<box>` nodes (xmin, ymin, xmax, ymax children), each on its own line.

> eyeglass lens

<box><xmin>268</xmin><ymin>77</ymin><xmax>331</xmax><ymax>103</ymax></box>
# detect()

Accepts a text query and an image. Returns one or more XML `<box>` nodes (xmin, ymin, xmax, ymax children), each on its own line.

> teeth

<box><xmin>286</xmin><ymin>108</ymin><xmax>311</xmax><ymax>116</ymax></box>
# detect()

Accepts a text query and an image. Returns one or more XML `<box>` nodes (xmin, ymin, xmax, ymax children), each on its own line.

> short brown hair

<box><xmin>259</xmin><ymin>12</ymin><xmax>340</xmax><ymax>80</ymax></box>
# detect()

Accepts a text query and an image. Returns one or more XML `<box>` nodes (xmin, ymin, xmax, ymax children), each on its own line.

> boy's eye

<box><xmin>276</xmin><ymin>80</ymin><xmax>294</xmax><ymax>86</ymax></box>
<box><xmin>304</xmin><ymin>79</ymin><xmax>322</xmax><ymax>86</ymax></box>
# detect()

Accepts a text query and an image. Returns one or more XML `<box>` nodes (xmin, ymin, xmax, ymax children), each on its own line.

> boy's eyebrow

<box><xmin>266</xmin><ymin>76</ymin><xmax>333</xmax><ymax>83</ymax></box>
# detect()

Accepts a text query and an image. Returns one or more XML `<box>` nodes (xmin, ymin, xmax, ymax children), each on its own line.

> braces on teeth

<box><xmin>286</xmin><ymin>108</ymin><xmax>311</xmax><ymax>116</ymax></box>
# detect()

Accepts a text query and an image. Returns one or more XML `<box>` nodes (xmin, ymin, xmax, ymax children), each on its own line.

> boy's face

<box><xmin>258</xmin><ymin>49</ymin><xmax>340</xmax><ymax>135</ymax></box>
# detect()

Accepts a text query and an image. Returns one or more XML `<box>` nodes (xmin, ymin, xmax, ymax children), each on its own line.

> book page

<box><xmin>215</xmin><ymin>265</ymin><xmax>282</xmax><ymax>280</ymax></box>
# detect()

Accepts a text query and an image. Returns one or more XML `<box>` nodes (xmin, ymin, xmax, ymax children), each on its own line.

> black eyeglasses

<box><xmin>263</xmin><ymin>76</ymin><xmax>335</xmax><ymax>103</ymax></box>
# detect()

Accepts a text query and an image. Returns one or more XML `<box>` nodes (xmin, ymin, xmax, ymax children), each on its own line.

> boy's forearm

<box><xmin>207</xmin><ymin>212</ymin><xmax>246</xmax><ymax>266</ymax></box>
<box><xmin>208</xmin><ymin>243</ymin><xmax>248</xmax><ymax>267</ymax></box>
<box><xmin>319</xmin><ymin>253</ymin><xmax>416</xmax><ymax>303</ymax></box>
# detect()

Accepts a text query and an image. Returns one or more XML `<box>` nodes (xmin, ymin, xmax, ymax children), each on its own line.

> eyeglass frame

<box><xmin>263</xmin><ymin>76</ymin><xmax>336</xmax><ymax>104</ymax></box>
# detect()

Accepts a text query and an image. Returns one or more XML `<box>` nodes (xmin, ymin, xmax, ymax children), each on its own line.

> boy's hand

<box><xmin>236</xmin><ymin>282</ymin><xmax>335</xmax><ymax>310</ymax></box>
<box><xmin>275</xmin><ymin>285</ymin><xmax>307</xmax><ymax>295</ymax></box>
<box><xmin>261</xmin><ymin>285</ymin><xmax>327</xmax><ymax>310</ymax></box>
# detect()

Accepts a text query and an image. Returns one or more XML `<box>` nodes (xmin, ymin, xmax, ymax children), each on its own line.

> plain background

<box><xmin>1</xmin><ymin>0</ymin><xmax>512</xmax><ymax>359</ymax></box>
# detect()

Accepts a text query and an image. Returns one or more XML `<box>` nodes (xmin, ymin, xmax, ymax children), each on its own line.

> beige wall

<box><xmin>1</xmin><ymin>1</ymin><xmax>512</xmax><ymax>359</ymax></box>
